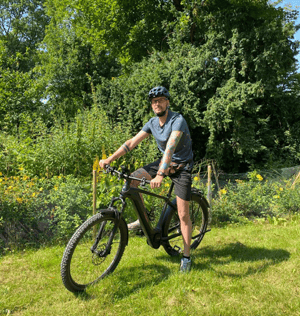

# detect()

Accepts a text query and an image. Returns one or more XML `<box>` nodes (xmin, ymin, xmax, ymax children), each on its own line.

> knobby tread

<box><xmin>61</xmin><ymin>210</ymin><xmax>128</xmax><ymax>292</ymax></box>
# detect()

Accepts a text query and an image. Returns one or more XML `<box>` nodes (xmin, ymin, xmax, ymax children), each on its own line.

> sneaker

<box><xmin>180</xmin><ymin>257</ymin><xmax>192</xmax><ymax>272</ymax></box>
<box><xmin>127</xmin><ymin>219</ymin><xmax>141</xmax><ymax>231</ymax></box>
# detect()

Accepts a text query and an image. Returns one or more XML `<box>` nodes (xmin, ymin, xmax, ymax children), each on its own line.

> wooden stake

<box><xmin>291</xmin><ymin>170</ymin><xmax>300</xmax><ymax>188</ymax></box>
<box><xmin>93</xmin><ymin>170</ymin><xmax>97</xmax><ymax>215</ymax></box>
<box><xmin>207</xmin><ymin>164</ymin><xmax>212</xmax><ymax>207</ymax></box>
<box><xmin>93</xmin><ymin>169</ymin><xmax>97</xmax><ymax>238</ymax></box>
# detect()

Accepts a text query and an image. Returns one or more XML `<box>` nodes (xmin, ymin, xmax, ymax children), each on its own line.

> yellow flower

<box><xmin>39</xmin><ymin>187</ymin><xmax>43</xmax><ymax>191</ymax></box>
<box><xmin>220</xmin><ymin>189</ymin><xmax>227</xmax><ymax>195</ymax></box>
<box><xmin>32</xmin><ymin>193</ymin><xmax>36</xmax><ymax>197</ymax></box>
<box><xmin>194</xmin><ymin>176</ymin><xmax>199</xmax><ymax>181</ymax></box>
<box><xmin>0</xmin><ymin>172</ymin><xmax>2</xmax><ymax>176</ymax></box>
<box><xmin>102</xmin><ymin>146</ymin><xmax>107</xmax><ymax>160</ymax></box>
<box><xmin>93</xmin><ymin>156</ymin><xmax>100</xmax><ymax>171</ymax></box>
<box><xmin>273</xmin><ymin>195</ymin><xmax>280</xmax><ymax>199</ymax></box>
<box><xmin>17</xmin><ymin>197</ymin><xmax>23</xmax><ymax>203</ymax></box>
<box><xmin>279</xmin><ymin>187</ymin><xmax>283</xmax><ymax>191</ymax></box>
<box><xmin>256</xmin><ymin>174</ymin><xmax>263</xmax><ymax>181</ymax></box>
<box><xmin>164</xmin><ymin>183</ymin><xmax>170</xmax><ymax>187</ymax></box>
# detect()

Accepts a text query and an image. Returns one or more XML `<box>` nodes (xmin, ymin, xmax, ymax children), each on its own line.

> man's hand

<box><xmin>150</xmin><ymin>175</ymin><xmax>164</xmax><ymax>189</ymax></box>
<box><xmin>99</xmin><ymin>159</ymin><xmax>111</xmax><ymax>169</ymax></box>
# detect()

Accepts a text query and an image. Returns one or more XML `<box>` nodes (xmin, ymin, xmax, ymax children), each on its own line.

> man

<box><xmin>99</xmin><ymin>86</ymin><xmax>194</xmax><ymax>272</ymax></box>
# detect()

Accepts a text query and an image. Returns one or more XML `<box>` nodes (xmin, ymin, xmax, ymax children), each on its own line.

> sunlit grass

<box><xmin>1</xmin><ymin>220</ymin><xmax>300</xmax><ymax>316</ymax></box>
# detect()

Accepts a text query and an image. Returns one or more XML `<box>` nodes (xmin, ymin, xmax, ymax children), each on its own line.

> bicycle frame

<box><xmin>108</xmin><ymin>176</ymin><xmax>177</xmax><ymax>249</ymax></box>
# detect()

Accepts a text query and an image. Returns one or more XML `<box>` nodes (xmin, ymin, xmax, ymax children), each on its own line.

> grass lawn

<box><xmin>1</xmin><ymin>220</ymin><xmax>300</xmax><ymax>316</ymax></box>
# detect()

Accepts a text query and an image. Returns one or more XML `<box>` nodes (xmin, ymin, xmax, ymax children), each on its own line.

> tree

<box><xmin>94</xmin><ymin>0</ymin><xmax>300</xmax><ymax>171</ymax></box>
<box><xmin>0</xmin><ymin>0</ymin><xmax>50</xmax><ymax>70</ymax></box>
<box><xmin>0</xmin><ymin>0</ymin><xmax>50</xmax><ymax>132</ymax></box>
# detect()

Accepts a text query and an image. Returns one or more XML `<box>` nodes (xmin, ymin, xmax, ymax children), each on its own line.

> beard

<box><xmin>155</xmin><ymin>109</ymin><xmax>167</xmax><ymax>117</ymax></box>
<box><xmin>154</xmin><ymin>106</ymin><xmax>169</xmax><ymax>117</ymax></box>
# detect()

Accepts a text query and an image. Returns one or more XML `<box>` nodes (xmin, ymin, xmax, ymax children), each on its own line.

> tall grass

<box><xmin>1</xmin><ymin>219</ymin><xmax>300</xmax><ymax>315</ymax></box>
<box><xmin>0</xmin><ymin>106</ymin><xmax>158</xmax><ymax>178</ymax></box>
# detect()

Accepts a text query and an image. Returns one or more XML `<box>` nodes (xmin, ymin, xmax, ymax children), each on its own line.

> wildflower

<box><xmin>194</xmin><ymin>176</ymin><xmax>199</xmax><ymax>181</ymax></box>
<box><xmin>279</xmin><ymin>187</ymin><xmax>283</xmax><ymax>191</ymax></box>
<box><xmin>220</xmin><ymin>189</ymin><xmax>227</xmax><ymax>195</ymax></box>
<box><xmin>0</xmin><ymin>172</ymin><xmax>2</xmax><ymax>176</ymax></box>
<box><xmin>32</xmin><ymin>193</ymin><xmax>36</xmax><ymax>197</ymax></box>
<box><xmin>102</xmin><ymin>146</ymin><xmax>107</xmax><ymax>160</ymax></box>
<box><xmin>164</xmin><ymin>183</ymin><xmax>170</xmax><ymax>187</ymax></box>
<box><xmin>17</xmin><ymin>197</ymin><xmax>23</xmax><ymax>203</ymax></box>
<box><xmin>273</xmin><ymin>195</ymin><xmax>280</xmax><ymax>199</ymax></box>
<box><xmin>19</xmin><ymin>167</ymin><xmax>24</xmax><ymax>171</ymax></box>
<box><xmin>93</xmin><ymin>156</ymin><xmax>100</xmax><ymax>171</ymax></box>
<box><xmin>39</xmin><ymin>187</ymin><xmax>43</xmax><ymax>191</ymax></box>
<box><xmin>256</xmin><ymin>174</ymin><xmax>263</xmax><ymax>181</ymax></box>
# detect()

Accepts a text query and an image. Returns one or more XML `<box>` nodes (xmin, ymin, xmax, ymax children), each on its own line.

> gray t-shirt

<box><xmin>142</xmin><ymin>110</ymin><xmax>193</xmax><ymax>164</ymax></box>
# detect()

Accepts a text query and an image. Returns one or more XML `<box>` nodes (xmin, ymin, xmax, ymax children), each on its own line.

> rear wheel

<box><xmin>61</xmin><ymin>210</ymin><xmax>128</xmax><ymax>292</ymax></box>
<box><xmin>162</xmin><ymin>191</ymin><xmax>209</xmax><ymax>256</ymax></box>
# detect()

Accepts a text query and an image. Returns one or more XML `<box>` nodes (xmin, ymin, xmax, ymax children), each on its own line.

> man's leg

<box><xmin>127</xmin><ymin>168</ymin><xmax>153</xmax><ymax>230</ymax></box>
<box><xmin>176</xmin><ymin>196</ymin><xmax>192</xmax><ymax>257</ymax></box>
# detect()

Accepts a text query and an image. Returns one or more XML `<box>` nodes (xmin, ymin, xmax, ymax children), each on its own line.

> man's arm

<box><xmin>99</xmin><ymin>130</ymin><xmax>150</xmax><ymax>168</ymax></box>
<box><xmin>150</xmin><ymin>130</ymin><xmax>183</xmax><ymax>188</ymax></box>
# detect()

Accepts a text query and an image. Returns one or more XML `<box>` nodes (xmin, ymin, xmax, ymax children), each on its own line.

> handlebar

<box><xmin>104</xmin><ymin>165</ymin><xmax>151</xmax><ymax>186</ymax></box>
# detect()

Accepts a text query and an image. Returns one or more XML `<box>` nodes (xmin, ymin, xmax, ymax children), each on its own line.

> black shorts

<box><xmin>136</xmin><ymin>159</ymin><xmax>192</xmax><ymax>201</ymax></box>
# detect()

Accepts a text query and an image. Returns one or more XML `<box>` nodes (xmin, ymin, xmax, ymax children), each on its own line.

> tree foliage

<box><xmin>0</xmin><ymin>0</ymin><xmax>49</xmax><ymax>132</ymax></box>
<box><xmin>94</xmin><ymin>0</ymin><xmax>300</xmax><ymax>171</ymax></box>
<box><xmin>0</xmin><ymin>0</ymin><xmax>300</xmax><ymax>172</ymax></box>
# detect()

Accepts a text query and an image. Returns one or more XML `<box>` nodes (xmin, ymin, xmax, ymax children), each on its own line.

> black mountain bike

<box><xmin>61</xmin><ymin>165</ymin><xmax>210</xmax><ymax>293</ymax></box>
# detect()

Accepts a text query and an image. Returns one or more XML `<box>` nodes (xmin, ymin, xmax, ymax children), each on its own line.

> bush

<box><xmin>0</xmin><ymin>172</ymin><xmax>92</xmax><ymax>250</ymax></box>
<box><xmin>210</xmin><ymin>171</ymin><xmax>300</xmax><ymax>225</ymax></box>
<box><xmin>0</xmin><ymin>106</ymin><xmax>159</xmax><ymax>178</ymax></box>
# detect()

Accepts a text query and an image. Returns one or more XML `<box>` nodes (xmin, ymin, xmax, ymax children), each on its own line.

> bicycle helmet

<box><xmin>148</xmin><ymin>86</ymin><xmax>170</xmax><ymax>101</ymax></box>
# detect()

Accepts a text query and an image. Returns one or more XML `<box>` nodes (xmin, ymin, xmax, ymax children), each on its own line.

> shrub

<box><xmin>0</xmin><ymin>172</ymin><xmax>92</xmax><ymax>251</ymax></box>
<box><xmin>210</xmin><ymin>171</ymin><xmax>300</xmax><ymax>225</ymax></box>
<box><xmin>0</xmin><ymin>106</ymin><xmax>158</xmax><ymax>178</ymax></box>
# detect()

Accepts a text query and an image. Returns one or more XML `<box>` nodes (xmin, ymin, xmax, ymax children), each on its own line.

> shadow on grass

<box><xmin>110</xmin><ymin>263</ymin><xmax>171</xmax><ymax>299</ymax></box>
<box><xmin>73</xmin><ymin>243</ymin><xmax>290</xmax><ymax>299</ymax></box>
<box><xmin>186</xmin><ymin>242</ymin><xmax>289</xmax><ymax>277</ymax></box>
<box><xmin>155</xmin><ymin>241</ymin><xmax>290</xmax><ymax>278</ymax></box>
<box><xmin>73</xmin><ymin>263</ymin><xmax>171</xmax><ymax>300</ymax></box>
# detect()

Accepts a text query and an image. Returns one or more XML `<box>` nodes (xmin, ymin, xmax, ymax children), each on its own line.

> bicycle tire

<box><xmin>162</xmin><ymin>189</ymin><xmax>209</xmax><ymax>256</ymax></box>
<box><xmin>61</xmin><ymin>210</ymin><xmax>128</xmax><ymax>293</ymax></box>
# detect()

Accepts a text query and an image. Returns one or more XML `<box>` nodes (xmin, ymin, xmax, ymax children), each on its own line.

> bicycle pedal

<box><xmin>173</xmin><ymin>245</ymin><xmax>182</xmax><ymax>253</ymax></box>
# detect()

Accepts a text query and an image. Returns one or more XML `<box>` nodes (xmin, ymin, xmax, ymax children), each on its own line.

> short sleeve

<box><xmin>171</xmin><ymin>115</ymin><xmax>185</xmax><ymax>132</ymax></box>
<box><xmin>142</xmin><ymin>121</ymin><xmax>152</xmax><ymax>134</ymax></box>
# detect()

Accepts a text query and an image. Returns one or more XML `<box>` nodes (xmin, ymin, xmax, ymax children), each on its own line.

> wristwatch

<box><xmin>157</xmin><ymin>171</ymin><xmax>165</xmax><ymax>177</ymax></box>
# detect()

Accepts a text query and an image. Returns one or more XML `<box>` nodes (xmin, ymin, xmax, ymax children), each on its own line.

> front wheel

<box><xmin>162</xmin><ymin>190</ymin><xmax>209</xmax><ymax>256</ymax></box>
<box><xmin>61</xmin><ymin>210</ymin><xmax>128</xmax><ymax>292</ymax></box>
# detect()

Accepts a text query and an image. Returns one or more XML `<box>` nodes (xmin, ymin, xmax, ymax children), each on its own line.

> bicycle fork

<box><xmin>90</xmin><ymin>208</ymin><xmax>123</xmax><ymax>257</ymax></box>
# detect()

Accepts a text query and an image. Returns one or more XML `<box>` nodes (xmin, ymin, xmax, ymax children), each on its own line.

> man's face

<box><xmin>151</xmin><ymin>97</ymin><xmax>169</xmax><ymax>116</ymax></box>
